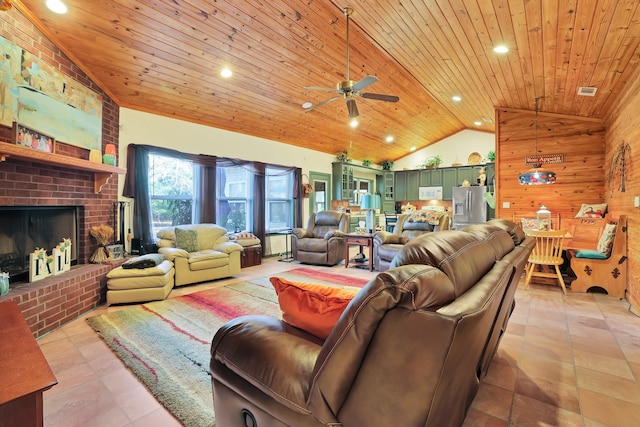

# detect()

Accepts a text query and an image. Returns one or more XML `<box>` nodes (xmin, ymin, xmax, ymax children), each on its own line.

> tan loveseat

<box><xmin>209</xmin><ymin>219</ymin><xmax>533</xmax><ymax>427</ymax></box>
<box><xmin>157</xmin><ymin>224</ymin><xmax>244</xmax><ymax>286</ymax></box>
<box><xmin>374</xmin><ymin>210</ymin><xmax>451</xmax><ymax>271</ymax></box>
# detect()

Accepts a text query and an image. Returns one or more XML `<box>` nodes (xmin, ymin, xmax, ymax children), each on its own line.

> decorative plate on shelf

<box><xmin>467</xmin><ymin>152</ymin><xmax>482</xmax><ymax>165</ymax></box>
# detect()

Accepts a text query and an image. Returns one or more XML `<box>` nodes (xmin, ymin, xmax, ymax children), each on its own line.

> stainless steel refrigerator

<box><xmin>452</xmin><ymin>186</ymin><xmax>488</xmax><ymax>229</ymax></box>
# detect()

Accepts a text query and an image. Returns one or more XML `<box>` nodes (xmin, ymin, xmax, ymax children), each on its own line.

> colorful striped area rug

<box><xmin>86</xmin><ymin>267</ymin><xmax>369</xmax><ymax>427</ymax></box>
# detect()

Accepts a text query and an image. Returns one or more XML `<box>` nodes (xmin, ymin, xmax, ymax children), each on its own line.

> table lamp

<box><xmin>360</xmin><ymin>194</ymin><xmax>381</xmax><ymax>233</ymax></box>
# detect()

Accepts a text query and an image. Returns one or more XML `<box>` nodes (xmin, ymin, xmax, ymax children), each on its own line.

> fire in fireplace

<box><xmin>0</xmin><ymin>206</ymin><xmax>79</xmax><ymax>283</ymax></box>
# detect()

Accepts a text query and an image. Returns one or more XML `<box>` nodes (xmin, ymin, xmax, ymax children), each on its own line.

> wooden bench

<box><xmin>560</xmin><ymin>217</ymin><xmax>608</xmax><ymax>250</ymax></box>
<box><xmin>567</xmin><ymin>215</ymin><xmax>627</xmax><ymax>297</ymax></box>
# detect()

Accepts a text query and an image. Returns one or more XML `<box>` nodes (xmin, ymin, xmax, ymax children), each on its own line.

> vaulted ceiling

<box><xmin>16</xmin><ymin>0</ymin><xmax>640</xmax><ymax>165</ymax></box>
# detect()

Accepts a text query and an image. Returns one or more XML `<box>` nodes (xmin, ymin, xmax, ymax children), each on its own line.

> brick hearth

<box><xmin>1</xmin><ymin>261</ymin><xmax>124</xmax><ymax>338</ymax></box>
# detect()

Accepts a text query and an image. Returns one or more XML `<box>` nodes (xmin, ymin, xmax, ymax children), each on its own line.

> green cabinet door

<box><xmin>332</xmin><ymin>163</ymin><xmax>354</xmax><ymax>201</ymax></box>
<box><xmin>430</xmin><ymin>168</ymin><xmax>443</xmax><ymax>186</ymax></box>
<box><xmin>395</xmin><ymin>171</ymin><xmax>407</xmax><ymax>201</ymax></box>
<box><xmin>419</xmin><ymin>170</ymin><xmax>431</xmax><ymax>186</ymax></box>
<box><xmin>383</xmin><ymin>172</ymin><xmax>394</xmax><ymax>201</ymax></box>
<box><xmin>455</xmin><ymin>166</ymin><xmax>476</xmax><ymax>186</ymax></box>
<box><xmin>442</xmin><ymin>168</ymin><xmax>457</xmax><ymax>200</ymax></box>
<box><xmin>406</xmin><ymin>171</ymin><xmax>419</xmax><ymax>200</ymax></box>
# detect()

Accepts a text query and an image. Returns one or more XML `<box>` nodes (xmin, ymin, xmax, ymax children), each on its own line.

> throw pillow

<box><xmin>408</xmin><ymin>210</ymin><xmax>444</xmax><ymax>225</ymax></box>
<box><xmin>520</xmin><ymin>218</ymin><xmax>538</xmax><ymax>230</ymax></box>
<box><xmin>596</xmin><ymin>223</ymin><xmax>616</xmax><ymax>256</ymax></box>
<box><xmin>575</xmin><ymin>203</ymin><xmax>607</xmax><ymax>218</ymax></box>
<box><xmin>269</xmin><ymin>276</ymin><xmax>359</xmax><ymax>340</ymax></box>
<box><xmin>174</xmin><ymin>227</ymin><xmax>199</xmax><ymax>252</ymax></box>
<box><xmin>121</xmin><ymin>253</ymin><xmax>165</xmax><ymax>269</ymax></box>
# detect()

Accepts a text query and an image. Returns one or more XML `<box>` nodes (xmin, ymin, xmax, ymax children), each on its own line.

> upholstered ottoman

<box><xmin>106</xmin><ymin>257</ymin><xmax>175</xmax><ymax>305</ymax></box>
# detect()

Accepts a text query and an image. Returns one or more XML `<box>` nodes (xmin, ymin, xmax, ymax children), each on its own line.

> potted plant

<box><xmin>228</xmin><ymin>210</ymin><xmax>246</xmax><ymax>232</ymax></box>
<box><xmin>487</xmin><ymin>150</ymin><xmax>496</xmax><ymax>162</ymax></box>
<box><xmin>336</xmin><ymin>150</ymin><xmax>351</xmax><ymax>163</ymax></box>
<box><xmin>362</xmin><ymin>159</ymin><xmax>372</xmax><ymax>167</ymax></box>
<box><xmin>380</xmin><ymin>160</ymin><xmax>394</xmax><ymax>171</ymax></box>
<box><xmin>423</xmin><ymin>155</ymin><xmax>442</xmax><ymax>169</ymax></box>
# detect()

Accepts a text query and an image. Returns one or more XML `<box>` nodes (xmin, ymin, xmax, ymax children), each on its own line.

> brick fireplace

<box><xmin>0</xmin><ymin>136</ymin><xmax>124</xmax><ymax>337</ymax></box>
<box><xmin>0</xmin><ymin>7</ymin><xmax>122</xmax><ymax>337</ymax></box>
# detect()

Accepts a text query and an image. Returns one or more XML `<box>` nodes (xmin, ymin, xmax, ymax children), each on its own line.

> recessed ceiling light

<box><xmin>474</xmin><ymin>121</ymin><xmax>482</xmax><ymax>126</ymax></box>
<box><xmin>220</xmin><ymin>68</ymin><xmax>232</xmax><ymax>78</ymax></box>
<box><xmin>410</xmin><ymin>146</ymin><xmax>416</xmax><ymax>151</ymax></box>
<box><xmin>302</xmin><ymin>101</ymin><xmax>312</xmax><ymax>109</ymax></box>
<box><xmin>385</xmin><ymin>135</ymin><xmax>394</xmax><ymax>143</ymax></box>
<box><xmin>452</xmin><ymin>95</ymin><xmax>462</xmax><ymax>102</ymax></box>
<box><xmin>349</xmin><ymin>119</ymin><xmax>358</xmax><ymax>128</ymax></box>
<box><xmin>46</xmin><ymin>0</ymin><xmax>67</xmax><ymax>14</ymax></box>
<box><xmin>494</xmin><ymin>45</ymin><xmax>509</xmax><ymax>54</ymax></box>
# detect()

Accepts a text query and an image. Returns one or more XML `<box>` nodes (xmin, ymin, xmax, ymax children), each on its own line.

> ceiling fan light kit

<box><xmin>303</xmin><ymin>7</ymin><xmax>399</xmax><ymax>118</ymax></box>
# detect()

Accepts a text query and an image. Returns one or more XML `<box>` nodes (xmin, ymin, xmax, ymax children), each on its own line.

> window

<box><xmin>148</xmin><ymin>153</ymin><xmax>197</xmax><ymax>236</ymax></box>
<box><xmin>266</xmin><ymin>167</ymin><xmax>293</xmax><ymax>231</ymax></box>
<box><xmin>352</xmin><ymin>178</ymin><xmax>372</xmax><ymax>206</ymax></box>
<box><xmin>218</xmin><ymin>166</ymin><xmax>251</xmax><ymax>232</ymax></box>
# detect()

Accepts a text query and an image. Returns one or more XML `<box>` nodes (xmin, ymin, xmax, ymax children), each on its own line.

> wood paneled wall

<box><xmin>495</xmin><ymin>108</ymin><xmax>605</xmax><ymax>220</ymax></box>
<box><xmin>604</xmin><ymin>66</ymin><xmax>640</xmax><ymax>313</ymax></box>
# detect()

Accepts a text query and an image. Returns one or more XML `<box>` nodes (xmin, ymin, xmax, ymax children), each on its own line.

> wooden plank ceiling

<box><xmin>14</xmin><ymin>0</ymin><xmax>640</xmax><ymax>165</ymax></box>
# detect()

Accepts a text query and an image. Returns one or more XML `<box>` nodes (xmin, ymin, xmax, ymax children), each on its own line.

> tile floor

<box><xmin>37</xmin><ymin>255</ymin><xmax>640</xmax><ymax>427</ymax></box>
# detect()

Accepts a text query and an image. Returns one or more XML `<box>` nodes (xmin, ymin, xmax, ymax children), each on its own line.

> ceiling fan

<box><xmin>303</xmin><ymin>7</ymin><xmax>400</xmax><ymax>118</ymax></box>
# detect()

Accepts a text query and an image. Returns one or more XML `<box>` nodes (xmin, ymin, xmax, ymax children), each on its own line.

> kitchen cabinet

<box><xmin>395</xmin><ymin>171</ymin><xmax>407</xmax><ymax>201</ymax></box>
<box><xmin>430</xmin><ymin>169</ymin><xmax>443</xmax><ymax>186</ymax></box>
<box><xmin>395</xmin><ymin>170</ymin><xmax>419</xmax><ymax>201</ymax></box>
<box><xmin>442</xmin><ymin>168</ymin><xmax>458</xmax><ymax>200</ymax></box>
<box><xmin>390</xmin><ymin>163</ymin><xmax>494</xmax><ymax>202</ymax></box>
<box><xmin>406</xmin><ymin>171</ymin><xmax>419</xmax><ymax>200</ymax></box>
<box><xmin>419</xmin><ymin>170</ymin><xmax>431</xmax><ymax>186</ymax></box>
<box><xmin>332</xmin><ymin>163</ymin><xmax>354</xmax><ymax>201</ymax></box>
<box><xmin>455</xmin><ymin>166</ymin><xmax>478</xmax><ymax>186</ymax></box>
<box><xmin>383</xmin><ymin>172</ymin><xmax>394</xmax><ymax>200</ymax></box>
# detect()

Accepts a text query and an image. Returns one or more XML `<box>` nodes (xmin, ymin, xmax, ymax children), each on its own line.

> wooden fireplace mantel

<box><xmin>0</xmin><ymin>142</ymin><xmax>126</xmax><ymax>194</ymax></box>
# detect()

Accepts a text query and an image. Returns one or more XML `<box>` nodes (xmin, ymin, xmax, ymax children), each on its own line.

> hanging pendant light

<box><xmin>518</xmin><ymin>97</ymin><xmax>557</xmax><ymax>185</ymax></box>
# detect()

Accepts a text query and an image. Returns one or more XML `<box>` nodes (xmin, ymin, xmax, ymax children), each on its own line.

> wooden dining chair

<box><xmin>384</xmin><ymin>212</ymin><xmax>398</xmax><ymax>232</ymax></box>
<box><xmin>524</xmin><ymin>229</ymin><xmax>568</xmax><ymax>295</ymax></box>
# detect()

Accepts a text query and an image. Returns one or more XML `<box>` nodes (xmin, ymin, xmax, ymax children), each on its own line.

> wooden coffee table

<box><xmin>344</xmin><ymin>232</ymin><xmax>374</xmax><ymax>271</ymax></box>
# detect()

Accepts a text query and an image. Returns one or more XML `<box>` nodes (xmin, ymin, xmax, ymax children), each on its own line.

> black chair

<box><xmin>385</xmin><ymin>212</ymin><xmax>398</xmax><ymax>232</ymax></box>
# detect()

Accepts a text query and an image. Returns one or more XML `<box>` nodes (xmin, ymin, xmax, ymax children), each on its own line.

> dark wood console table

<box><xmin>344</xmin><ymin>233</ymin><xmax>374</xmax><ymax>271</ymax></box>
<box><xmin>0</xmin><ymin>301</ymin><xmax>57</xmax><ymax>427</ymax></box>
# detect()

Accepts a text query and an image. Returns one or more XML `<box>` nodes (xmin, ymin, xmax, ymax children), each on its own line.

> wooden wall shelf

<box><xmin>0</xmin><ymin>142</ymin><xmax>126</xmax><ymax>194</ymax></box>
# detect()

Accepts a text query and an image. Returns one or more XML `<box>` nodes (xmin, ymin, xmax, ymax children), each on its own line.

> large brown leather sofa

<box><xmin>374</xmin><ymin>210</ymin><xmax>451</xmax><ymax>271</ymax></box>
<box><xmin>210</xmin><ymin>219</ymin><xmax>533</xmax><ymax>427</ymax></box>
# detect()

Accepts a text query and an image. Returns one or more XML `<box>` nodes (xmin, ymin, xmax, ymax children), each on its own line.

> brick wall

<box><xmin>0</xmin><ymin>7</ymin><xmax>121</xmax><ymax>337</ymax></box>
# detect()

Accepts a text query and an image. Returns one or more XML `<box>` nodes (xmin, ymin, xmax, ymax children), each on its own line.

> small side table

<box><xmin>0</xmin><ymin>301</ymin><xmax>57</xmax><ymax>427</ymax></box>
<box><xmin>277</xmin><ymin>229</ymin><xmax>295</xmax><ymax>262</ymax></box>
<box><xmin>344</xmin><ymin>233</ymin><xmax>374</xmax><ymax>271</ymax></box>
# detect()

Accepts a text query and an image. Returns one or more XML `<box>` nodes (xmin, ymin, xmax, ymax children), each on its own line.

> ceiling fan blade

<box><xmin>346</xmin><ymin>98</ymin><xmax>359</xmax><ymax>118</ymax></box>
<box><xmin>304</xmin><ymin>86</ymin><xmax>341</xmax><ymax>93</ymax></box>
<box><xmin>352</xmin><ymin>75</ymin><xmax>378</xmax><ymax>92</ymax></box>
<box><xmin>360</xmin><ymin>92</ymin><xmax>400</xmax><ymax>103</ymax></box>
<box><xmin>304</xmin><ymin>96</ymin><xmax>341</xmax><ymax>113</ymax></box>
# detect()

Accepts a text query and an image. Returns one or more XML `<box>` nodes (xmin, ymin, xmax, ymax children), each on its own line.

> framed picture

<box><xmin>12</xmin><ymin>122</ymin><xmax>56</xmax><ymax>153</ymax></box>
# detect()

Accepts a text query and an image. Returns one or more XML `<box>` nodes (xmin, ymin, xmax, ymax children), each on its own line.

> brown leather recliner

<box><xmin>210</xmin><ymin>220</ymin><xmax>533</xmax><ymax>427</ymax></box>
<box><xmin>374</xmin><ymin>211</ymin><xmax>451</xmax><ymax>271</ymax></box>
<box><xmin>291</xmin><ymin>210</ymin><xmax>349</xmax><ymax>266</ymax></box>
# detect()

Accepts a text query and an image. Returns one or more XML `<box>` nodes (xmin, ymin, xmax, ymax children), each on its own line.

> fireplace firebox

<box><xmin>0</xmin><ymin>206</ymin><xmax>80</xmax><ymax>283</ymax></box>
